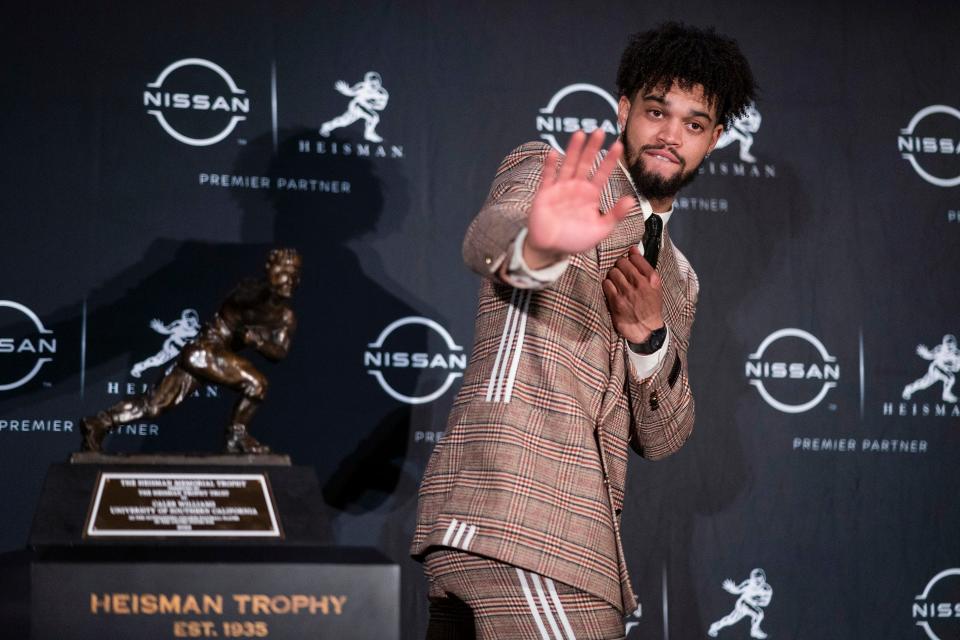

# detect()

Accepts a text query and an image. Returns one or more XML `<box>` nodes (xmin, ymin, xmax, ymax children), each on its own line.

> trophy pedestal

<box><xmin>30</xmin><ymin>459</ymin><xmax>326</xmax><ymax>547</ymax></box>
<box><xmin>28</xmin><ymin>459</ymin><xmax>399</xmax><ymax>639</ymax></box>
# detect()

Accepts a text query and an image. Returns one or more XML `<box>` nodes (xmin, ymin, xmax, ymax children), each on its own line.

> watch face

<box><xmin>648</xmin><ymin>331</ymin><xmax>665</xmax><ymax>351</ymax></box>
<box><xmin>630</xmin><ymin>327</ymin><xmax>666</xmax><ymax>355</ymax></box>
<box><xmin>650</xmin><ymin>331</ymin><xmax>665</xmax><ymax>349</ymax></box>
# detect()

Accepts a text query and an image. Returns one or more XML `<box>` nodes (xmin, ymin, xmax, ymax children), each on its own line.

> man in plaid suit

<box><xmin>413</xmin><ymin>23</ymin><xmax>757</xmax><ymax>639</ymax></box>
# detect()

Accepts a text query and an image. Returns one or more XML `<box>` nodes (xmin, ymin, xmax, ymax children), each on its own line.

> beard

<box><xmin>620</xmin><ymin>132</ymin><xmax>703</xmax><ymax>200</ymax></box>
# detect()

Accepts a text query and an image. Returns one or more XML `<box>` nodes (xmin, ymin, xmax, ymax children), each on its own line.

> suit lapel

<box><xmin>597</xmin><ymin>165</ymin><xmax>643</xmax><ymax>272</ymax></box>
<box><xmin>656</xmin><ymin>230</ymin><xmax>685</xmax><ymax>322</ymax></box>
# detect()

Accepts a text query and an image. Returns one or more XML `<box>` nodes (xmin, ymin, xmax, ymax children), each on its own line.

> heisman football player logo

<box><xmin>708</xmin><ymin>568</ymin><xmax>773</xmax><ymax>639</ymax></box>
<box><xmin>715</xmin><ymin>102</ymin><xmax>762</xmax><ymax>163</ymax></box>
<box><xmin>130</xmin><ymin>309</ymin><xmax>201</xmax><ymax>379</ymax></box>
<box><xmin>902</xmin><ymin>334</ymin><xmax>960</xmax><ymax>403</ymax></box>
<box><xmin>319</xmin><ymin>71</ymin><xmax>390</xmax><ymax>143</ymax></box>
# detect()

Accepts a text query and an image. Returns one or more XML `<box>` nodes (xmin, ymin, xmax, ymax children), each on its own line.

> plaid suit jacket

<box><xmin>411</xmin><ymin>141</ymin><xmax>698</xmax><ymax>613</ymax></box>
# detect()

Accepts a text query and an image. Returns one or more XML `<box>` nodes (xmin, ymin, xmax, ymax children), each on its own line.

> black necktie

<box><xmin>643</xmin><ymin>213</ymin><xmax>662</xmax><ymax>269</ymax></box>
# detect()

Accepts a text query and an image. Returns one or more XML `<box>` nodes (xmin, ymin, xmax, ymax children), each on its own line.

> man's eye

<box><xmin>648</xmin><ymin>109</ymin><xmax>662</xmax><ymax>118</ymax></box>
<box><xmin>689</xmin><ymin>122</ymin><xmax>703</xmax><ymax>132</ymax></box>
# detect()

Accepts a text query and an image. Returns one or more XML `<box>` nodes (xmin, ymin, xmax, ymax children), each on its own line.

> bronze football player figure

<box><xmin>80</xmin><ymin>248</ymin><xmax>302</xmax><ymax>454</ymax></box>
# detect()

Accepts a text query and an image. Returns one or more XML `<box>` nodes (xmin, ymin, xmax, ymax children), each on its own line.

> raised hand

<box><xmin>524</xmin><ymin>129</ymin><xmax>636</xmax><ymax>269</ymax></box>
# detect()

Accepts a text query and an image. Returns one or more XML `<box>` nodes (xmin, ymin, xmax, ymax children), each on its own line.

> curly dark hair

<box><xmin>616</xmin><ymin>22</ymin><xmax>758</xmax><ymax>129</ymax></box>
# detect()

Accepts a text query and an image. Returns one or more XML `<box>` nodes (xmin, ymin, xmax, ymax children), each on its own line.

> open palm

<box><xmin>526</xmin><ymin>129</ymin><xmax>635</xmax><ymax>261</ymax></box>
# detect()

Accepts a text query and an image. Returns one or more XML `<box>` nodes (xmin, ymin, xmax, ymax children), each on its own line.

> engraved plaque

<box><xmin>85</xmin><ymin>472</ymin><xmax>282</xmax><ymax>538</ymax></box>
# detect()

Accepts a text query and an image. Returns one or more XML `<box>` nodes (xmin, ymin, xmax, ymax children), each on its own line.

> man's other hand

<box><xmin>602</xmin><ymin>245</ymin><xmax>664</xmax><ymax>343</ymax></box>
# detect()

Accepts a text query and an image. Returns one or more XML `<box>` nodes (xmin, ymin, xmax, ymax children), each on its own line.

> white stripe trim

<box><xmin>486</xmin><ymin>288</ymin><xmax>519</xmax><ymax>401</ymax></box>
<box><xmin>546</xmin><ymin>578</ymin><xmax>577</xmax><ymax>640</ymax></box>
<box><xmin>451</xmin><ymin>522</ymin><xmax>468</xmax><ymax>547</ymax></box>
<box><xmin>531</xmin><ymin>573</ymin><xmax>563</xmax><ymax>640</ymax></box>
<box><xmin>493</xmin><ymin>291</ymin><xmax>526</xmax><ymax>402</ymax></box>
<box><xmin>461</xmin><ymin>524</ymin><xmax>478</xmax><ymax>550</ymax></box>
<box><xmin>441</xmin><ymin>519</ymin><xmax>459</xmax><ymax>546</ymax></box>
<box><xmin>517</xmin><ymin>569</ymin><xmax>551</xmax><ymax>640</ymax></box>
<box><xmin>503</xmin><ymin>290</ymin><xmax>531</xmax><ymax>403</ymax></box>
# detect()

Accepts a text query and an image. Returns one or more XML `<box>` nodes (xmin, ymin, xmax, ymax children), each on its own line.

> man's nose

<box><xmin>657</xmin><ymin>118</ymin><xmax>682</xmax><ymax>146</ymax></box>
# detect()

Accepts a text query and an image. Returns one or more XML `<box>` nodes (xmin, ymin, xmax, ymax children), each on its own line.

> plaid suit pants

<box><xmin>424</xmin><ymin>549</ymin><xmax>625</xmax><ymax>640</ymax></box>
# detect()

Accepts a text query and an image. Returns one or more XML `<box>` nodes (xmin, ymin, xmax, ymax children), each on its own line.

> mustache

<box><xmin>639</xmin><ymin>144</ymin><xmax>684</xmax><ymax>165</ymax></box>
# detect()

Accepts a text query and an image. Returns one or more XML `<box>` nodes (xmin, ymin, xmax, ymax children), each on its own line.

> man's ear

<box><xmin>707</xmin><ymin>124</ymin><xmax>724</xmax><ymax>153</ymax></box>
<box><xmin>617</xmin><ymin>95</ymin><xmax>632</xmax><ymax>132</ymax></box>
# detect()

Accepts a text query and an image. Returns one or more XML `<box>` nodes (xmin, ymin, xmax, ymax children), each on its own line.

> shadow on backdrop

<box><xmin>0</xmin><ymin>129</ymin><xmax>428</xmax><ymax>520</ymax></box>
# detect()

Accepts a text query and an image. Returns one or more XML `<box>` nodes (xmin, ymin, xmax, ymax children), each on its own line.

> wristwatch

<box><xmin>628</xmin><ymin>326</ymin><xmax>667</xmax><ymax>355</ymax></box>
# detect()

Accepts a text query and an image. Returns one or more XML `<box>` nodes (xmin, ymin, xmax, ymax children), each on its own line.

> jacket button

<box><xmin>484</xmin><ymin>256</ymin><xmax>493</xmax><ymax>265</ymax></box>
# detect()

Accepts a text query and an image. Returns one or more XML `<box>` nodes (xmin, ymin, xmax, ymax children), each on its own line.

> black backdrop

<box><xmin>2</xmin><ymin>2</ymin><xmax>960</xmax><ymax>638</ymax></box>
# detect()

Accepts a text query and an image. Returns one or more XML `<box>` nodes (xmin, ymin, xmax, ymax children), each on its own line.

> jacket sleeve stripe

<box><xmin>486</xmin><ymin>287</ymin><xmax>520</xmax><ymax>401</ymax></box>
<box><xmin>503</xmin><ymin>291</ymin><xmax>533</xmax><ymax>403</ymax></box>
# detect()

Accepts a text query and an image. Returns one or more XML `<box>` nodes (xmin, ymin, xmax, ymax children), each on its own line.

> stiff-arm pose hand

<box><xmin>523</xmin><ymin>129</ymin><xmax>635</xmax><ymax>269</ymax></box>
